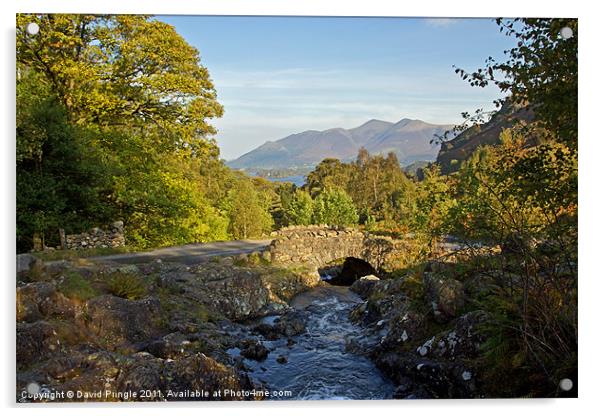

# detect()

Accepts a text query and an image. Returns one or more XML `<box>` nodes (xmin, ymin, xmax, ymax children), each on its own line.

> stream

<box><xmin>228</xmin><ymin>286</ymin><xmax>395</xmax><ymax>400</ymax></box>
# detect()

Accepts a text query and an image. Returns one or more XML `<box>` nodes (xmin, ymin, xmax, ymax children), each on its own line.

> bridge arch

<box><xmin>268</xmin><ymin>225</ymin><xmax>404</xmax><ymax>273</ymax></box>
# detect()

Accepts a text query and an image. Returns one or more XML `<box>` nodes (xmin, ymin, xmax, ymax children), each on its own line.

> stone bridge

<box><xmin>268</xmin><ymin>225</ymin><xmax>411</xmax><ymax>272</ymax></box>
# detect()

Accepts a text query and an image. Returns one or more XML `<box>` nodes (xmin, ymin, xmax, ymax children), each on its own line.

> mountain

<box><xmin>228</xmin><ymin>118</ymin><xmax>454</xmax><ymax>170</ymax></box>
<box><xmin>435</xmin><ymin>102</ymin><xmax>534</xmax><ymax>174</ymax></box>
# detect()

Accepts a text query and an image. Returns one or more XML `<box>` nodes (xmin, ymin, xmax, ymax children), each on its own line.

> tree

<box><xmin>225</xmin><ymin>180</ymin><xmax>273</xmax><ymax>240</ymax></box>
<box><xmin>442</xmin><ymin>129</ymin><xmax>577</xmax><ymax>396</ymax></box>
<box><xmin>16</xmin><ymin>70</ymin><xmax>116</xmax><ymax>251</ymax></box>
<box><xmin>284</xmin><ymin>190</ymin><xmax>314</xmax><ymax>226</ymax></box>
<box><xmin>17</xmin><ymin>14</ymin><xmax>223</xmax><ymax>156</ymax></box>
<box><xmin>347</xmin><ymin>149</ymin><xmax>414</xmax><ymax>225</ymax></box>
<box><xmin>305</xmin><ymin>158</ymin><xmax>351</xmax><ymax>198</ymax></box>
<box><xmin>16</xmin><ymin>14</ymin><xmax>233</xmax><ymax>251</ymax></box>
<box><xmin>445</xmin><ymin>19</ymin><xmax>579</xmax><ymax>397</ymax></box>
<box><xmin>454</xmin><ymin>18</ymin><xmax>577</xmax><ymax>146</ymax></box>
<box><xmin>448</xmin><ymin>129</ymin><xmax>577</xmax><ymax>245</ymax></box>
<box><xmin>271</xmin><ymin>182</ymin><xmax>296</xmax><ymax>228</ymax></box>
<box><xmin>111</xmin><ymin>139</ymin><xmax>230</xmax><ymax>248</ymax></box>
<box><xmin>411</xmin><ymin>164</ymin><xmax>456</xmax><ymax>239</ymax></box>
<box><xmin>312</xmin><ymin>188</ymin><xmax>358</xmax><ymax>226</ymax></box>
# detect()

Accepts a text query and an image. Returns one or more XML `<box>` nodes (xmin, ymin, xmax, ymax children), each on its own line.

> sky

<box><xmin>158</xmin><ymin>16</ymin><xmax>516</xmax><ymax>160</ymax></box>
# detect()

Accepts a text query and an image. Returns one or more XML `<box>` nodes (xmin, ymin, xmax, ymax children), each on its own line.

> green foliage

<box><xmin>302</xmin><ymin>149</ymin><xmax>416</xmax><ymax>230</ymax></box>
<box><xmin>455</xmin><ymin>18</ymin><xmax>577</xmax><ymax>146</ymax></box>
<box><xmin>440</xmin><ymin>18</ymin><xmax>579</xmax><ymax>397</ymax></box>
<box><xmin>16</xmin><ymin>71</ymin><xmax>116</xmax><ymax>251</ymax></box>
<box><xmin>432</xmin><ymin>130</ymin><xmax>578</xmax><ymax>397</ymax></box>
<box><xmin>17</xmin><ymin>14</ymin><xmax>223</xmax><ymax>155</ymax></box>
<box><xmin>224</xmin><ymin>179</ymin><xmax>274</xmax><ymax>239</ymax></box>
<box><xmin>58</xmin><ymin>271</ymin><xmax>98</xmax><ymax>301</ymax></box>
<box><xmin>284</xmin><ymin>189</ymin><xmax>314</xmax><ymax>226</ymax></box>
<box><xmin>112</xmin><ymin>147</ymin><xmax>229</xmax><ymax>248</ymax></box>
<box><xmin>16</xmin><ymin>14</ymin><xmax>239</xmax><ymax>252</ymax></box>
<box><xmin>270</xmin><ymin>182</ymin><xmax>296</xmax><ymax>228</ymax></box>
<box><xmin>32</xmin><ymin>246</ymin><xmax>132</xmax><ymax>262</ymax></box>
<box><xmin>312</xmin><ymin>187</ymin><xmax>359</xmax><ymax>226</ymax></box>
<box><xmin>448</xmin><ymin>129</ymin><xmax>577</xmax><ymax>244</ymax></box>
<box><xmin>305</xmin><ymin>158</ymin><xmax>351</xmax><ymax>198</ymax></box>
<box><xmin>349</xmin><ymin>151</ymin><xmax>415</xmax><ymax>227</ymax></box>
<box><xmin>410</xmin><ymin>164</ymin><xmax>456</xmax><ymax>239</ymax></box>
<box><xmin>107</xmin><ymin>273</ymin><xmax>147</xmax><ymax>300</ymax></box>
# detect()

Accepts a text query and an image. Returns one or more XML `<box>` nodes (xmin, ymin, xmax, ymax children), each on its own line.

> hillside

<box><xmin>436</xmin><ymin>102</ymin><xmax>534</xmax><ymax>174</ymax></box>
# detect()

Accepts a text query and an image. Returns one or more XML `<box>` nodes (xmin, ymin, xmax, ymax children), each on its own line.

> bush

<box><xmin>107</xmin><ymin>273</ymin><xmax>147</xmax><ymax>300</ymax></box>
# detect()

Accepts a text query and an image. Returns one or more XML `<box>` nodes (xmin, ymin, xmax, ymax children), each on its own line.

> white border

<box><xmin>2</xmin><ymin>1</ymin><xmax>600</xmax><ymax>415</ymax></box>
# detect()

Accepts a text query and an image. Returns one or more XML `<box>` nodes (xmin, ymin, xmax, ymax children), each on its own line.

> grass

<box><xmin>106</xmin><ymin>272</ymin><xmax>148</xmax><ymax>300</ymax></box>
<box><xmin>32</xmin><ymin>245</ymin><xmax>135</xmax><ymax>262</ymax></box>
<box><xmin>58</xmin><ymin>270</ymin><xmax>99</xmax><ymax>302</ymax></box>
<box><xmin>156</xmin><ymin>287</ymin><xmax>214</xmax><ymax>324</ymax></box>
<box><xmin>233</xmin><ymin>251</ymin><xmax>270</xmax><ymax>267</ymax></box>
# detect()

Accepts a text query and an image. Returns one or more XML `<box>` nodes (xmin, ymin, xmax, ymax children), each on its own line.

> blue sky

<box><xmin>158</xmin><ymin>16</ymin><xmax>516</xmax><ymax>160</ymax></box>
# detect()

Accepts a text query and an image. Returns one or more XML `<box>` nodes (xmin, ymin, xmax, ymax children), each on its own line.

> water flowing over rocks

<box><xmin>16</xmin><ymin>242</ymin><xmax>496</xmax><ymax>401</ymax></box>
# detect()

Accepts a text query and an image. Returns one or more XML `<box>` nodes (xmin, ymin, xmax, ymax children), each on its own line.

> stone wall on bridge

<box><xmin>268</xmin><ymin>225</ymin><xmax>409</xmax><ymax>272</ymax></box>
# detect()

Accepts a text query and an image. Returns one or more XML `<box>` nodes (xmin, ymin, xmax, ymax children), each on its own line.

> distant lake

<box><xmin>266</xmin><ymin>175</ymin><xmax>306</xmax><ymax>187</ymax></box>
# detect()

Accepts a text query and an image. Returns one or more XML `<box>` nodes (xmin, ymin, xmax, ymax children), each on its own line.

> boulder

<box><xmin>430</xmin><ymin>310</ymin><xmax>488</xmax><ymax>361</ymax></box>
<box><xmin>239</xmin><ymin>339</ymin><xmax>269</xmax><ymax>361</ymax></box>
<box><xmin>349</xmin><ymin>274</ymin><xmax>380</xmax><ymax>298</ymax></box>
<box><xmin>144</xmin><ymin>332</ymin><xmax>199</xmax><ymax>359</ymax></box>
<box><xmin>423</xmin><ymin>273</ymin><xmax>465</xmax><ymax>322</ymax></box>
<box><xmin>169</xmin><ymin>263</ymin><xmax>319</xmax><ymax>321</ymax></box>
<box><xmin>35</xmin><ymin>350</ymin><xmax>122</xmax><ymax>400</ymax></box>
<box><xmin>85</xmin><ymin>295</ymin><xmax>162</xmax><ymax>347</ymax></box>
<box><xmin>17</xmin><ymin>282</ymin><xmax>76</xmax><ymax>322</ymax></box>
<box><xmin>115</xmin><ymin>352</ymin><xmax>167</xmax><ymax>397</ymax></box>
<box><xmin>379</xmin><ymin>310</ymin><xmax>428</xmax><ymax>348</ymax></box>
<box><xmin>17</xmin><ymin>254</ymin><xmax>43</xmax><ymax>276</ymax></box>
<box><xmin>376</xmin><ymin>350</ymin><xmax>476</xmax><ymax>398</ymax></box>
<box><xmin>17</xmin><ymin>321</ymin><xmax>61</xmax><ymax>369</ymax></box>
<box><xmin>262</xmin><ymin>268</ymin><xmax>321</xmax><ymax>304</ymax></box>
<box><xmin>201</xmin><ymin>271</ymin><xmax>272</xmax><ymax>320</ymax></box>
<box><xmin>353</xmin><ymin>278</ymin><xmax>410</xmax><ymax>324</ymax></box>
<box><xmin>165</xmin><ymin>353</ymin><xmax>255</xmax><ymax>401</ymax></box>
<box><xmin>253</xmin><ymin>310</ymin><xmax>307</xmax><ymax>340</ymax></box>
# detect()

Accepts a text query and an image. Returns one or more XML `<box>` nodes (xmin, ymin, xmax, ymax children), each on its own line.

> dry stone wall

<box><xmin>268</xmin><ymin>225</ymin><xmax>409</xmax><ymax>272</ymax></box>
<box><xmin>65</xmin><ymin>221</ymin><xmax>125</xmax><ymax>250</ymax></box>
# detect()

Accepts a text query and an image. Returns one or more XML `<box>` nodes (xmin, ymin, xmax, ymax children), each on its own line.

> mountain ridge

<box><xmin>228</xmin><ymin>118</ymin><xmax>454</xmax><ymax>170</ymax></box>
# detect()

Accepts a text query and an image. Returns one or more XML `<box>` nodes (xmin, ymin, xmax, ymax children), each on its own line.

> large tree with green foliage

<box><xmin>305</xmin><ymin>158</ymin><xmax>352</xmax><ymax>198</ymax></box>
<box><xmin>16</xmin><ymin>14</ymin><xmax>228</xmax><ymax>251</ymax></box>
<box><xmin>16</xmin><ymin>70</ymin><xmax>117</xmax><ymax>250</ymax></box>
<box><xmin>17</xmin><ymin>14</ymin><xmax>223</xmax><ymax>154</ymax></box>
